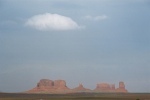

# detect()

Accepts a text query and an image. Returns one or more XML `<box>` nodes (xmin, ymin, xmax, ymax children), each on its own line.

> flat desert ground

<box><xmin>0</xmin><ymin>93</ymin><xmax>150</xmax><ymax>100</ymax></box>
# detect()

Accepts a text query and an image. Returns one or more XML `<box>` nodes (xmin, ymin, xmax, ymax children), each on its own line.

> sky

<box><xmin>0</xmin><ymin>0</ymin><xmax>150</xmax><ymax>93</ymax></box>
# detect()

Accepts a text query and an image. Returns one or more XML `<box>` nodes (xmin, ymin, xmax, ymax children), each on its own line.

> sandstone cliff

<box><xmin>26</xmin><ymin>79</ymin><xmax>128</xmax><ymax>94</ymax></box>
<box><xmin>116</xmin><ymin>81</ymin><xmax>128</xmax><ymax>92</ymax></box>
<box><xmin>27</xmin><ymin>79</ymin><xmax>70</xmax><ymax>93</ymax></box>
<box><xmin>94</xmin><ymin>83</ymin><xmax>116</xmax><ymax>92</ymax></box>
<box><xmin>72</xmin><ymin>84</ymin><xmax>91</xmax><ymax>92</ymax></box>
<box><xmin>94</xmin><ymin>81</ymin><xmax>127</xmax><ymax>93</ymax></box>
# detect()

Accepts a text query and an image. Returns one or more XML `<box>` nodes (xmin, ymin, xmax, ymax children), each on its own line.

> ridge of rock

<box><xmin>26</xmin><ymin>79</ymin><xmax>128</xmax><ymax>94</ymax></box>
<box><xmin>72</xmin><ymin>84</ymin><xmax>91</xmax><ymax>92</ymax></box>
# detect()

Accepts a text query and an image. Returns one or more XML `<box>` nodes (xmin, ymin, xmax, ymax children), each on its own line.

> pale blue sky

<box><xmin>0</xmin><ymin>0</ymin><xmax>150</xmax><ymax>92</ymax></box>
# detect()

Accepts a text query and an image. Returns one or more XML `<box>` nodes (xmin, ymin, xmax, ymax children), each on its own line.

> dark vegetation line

<box><xmin>0</xmin><ymin>93</ymin><xmax>150</xmax><ymax>100</ymax></box>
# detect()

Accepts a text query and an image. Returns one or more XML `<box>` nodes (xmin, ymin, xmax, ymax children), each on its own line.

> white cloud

<box><xmin>25</xmin><ymin>13</ymin><xmax>81</xmax><ymax>31</ymax></box>
<box><xmin>85</xmin><ymin>15</ymin><xmax>108</xmax><ymax>21</ymax></box>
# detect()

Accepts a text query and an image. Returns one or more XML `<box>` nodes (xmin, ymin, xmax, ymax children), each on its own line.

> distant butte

<box><xmin>27</xmin><ymin>79</ymin><xmax>70</xmax><ymax>93</ymax></box>
<box><xmin>94</xmin><ymin>82</ymin><xmax>127</xmax><ymax>92</ymax></box>
<box><xmin>72</xmin><ymin>83</ymin><xmax>91</xmax><ymax>92</ymax></box>
<box><xmin>26</xmin><ymin>79</ymin><xmax>128</xmax><ymax>94</ymax></box>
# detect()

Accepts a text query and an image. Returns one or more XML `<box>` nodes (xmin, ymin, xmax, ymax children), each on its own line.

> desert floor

<box><xmin>0</xmin><ymin>93</ymin><xmax>150</xmax><ymax>100</ymax></box>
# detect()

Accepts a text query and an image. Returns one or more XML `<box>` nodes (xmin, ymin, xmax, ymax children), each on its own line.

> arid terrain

<box><xmin>0</xmin><ymin>93</ymin><xmax>150</xmax><ymax>100</ymax></box>
<box><xmin>0</xmin><ymin>79</ymin><xmax>149</xmax><ymax>100</ymax></box>
<box><xmin>26</xmin><ymin>79</ymin><xmax>127</xmax><ymax>93</ymax></box>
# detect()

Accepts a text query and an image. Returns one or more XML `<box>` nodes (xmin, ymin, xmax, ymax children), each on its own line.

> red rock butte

<box><xmin>26</xmin><ymin>79</ymin><xmax>128</xmax><ymax>94</ymax></box>
<box><xmin>94</xmin><ymin>81</ymin><xmax>127</xmax><ymax>92</ymax></box>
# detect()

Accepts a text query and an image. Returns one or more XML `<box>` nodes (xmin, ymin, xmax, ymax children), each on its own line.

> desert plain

<box><xmin>0</xmin><ymin>93</ymin><xmax>150</xmax><ymax>100</ymax></box>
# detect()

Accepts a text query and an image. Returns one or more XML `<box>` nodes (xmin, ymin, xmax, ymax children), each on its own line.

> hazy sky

<box><xmin>0</xmin><ymin>0</ymin><xmax>150</xmax><ymax>93</ymax></box>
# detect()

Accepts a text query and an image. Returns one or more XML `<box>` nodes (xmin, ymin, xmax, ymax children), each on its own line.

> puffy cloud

<box><xmin>25</xmin><ymin>13</ymin><xmax>81</xmax><ymax>31</ymax></box>
<box><xmin>85</xmin><ymin>15</ymin><xmax>108</xmax><ymax>21</ymax></box>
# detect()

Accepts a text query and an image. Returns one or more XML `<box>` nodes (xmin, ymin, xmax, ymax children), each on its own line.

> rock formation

<box><xmin>53</xmin><ymin>80</ymin><xmax>68</xmax><ymax>89</ymax></box>
<box><xmin>27</xmin><ymin>79</ymin><xmax>70</xmax><ymax>93</ymax></box>
<box><xmin>26</xmin><ymin>79</ymin><xmax>128</xmax><ymax>94</ymax></box>
<box><xmin>94</xmin><ymin>82</ymin><xmax>127</xmax><ymax>93</ymax></box>
<box><xmin>37</xmin><ymin>79</ymin><xmax>54</xmax><ymax>89</ymax></box>
<box><xmin>94</xmin><ymin>83</ymin><xmax>115</xmax><ymax>92</ymax></box>
<box><xmin>72</xmin><ymin>84</ymin><xmax>91</xmax><ymax>92</ymax></box>
<box><xmin>111</xmin><ymin>84</ymin><xmax>115</xmax><ymax>90</ymax></box>
<box><xmin>116</xmin><ymin>81</ymin><xmax>128</xmax><ymax>92</ymax></box>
